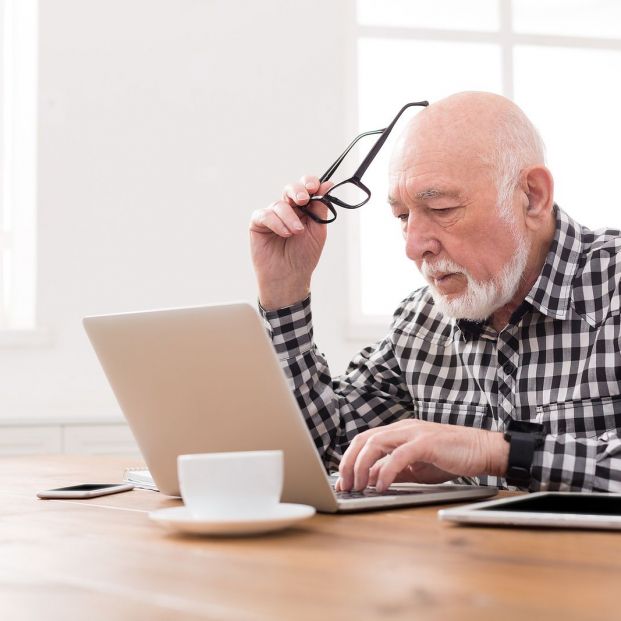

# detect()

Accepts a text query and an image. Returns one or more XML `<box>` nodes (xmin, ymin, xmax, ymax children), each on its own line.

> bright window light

<box><xmin>357</xmin><ymin>0</ymin><xmax>500</xmax><ymax>31</ymax></box>
<box><xmin>512</xmin><ymin>0</ymin><xmax>621</xmax><ymax>39</ymax></box>
<box><xmin>1</xmin><ymin>0</ymin><xmax>38</xmax><ymax>331</ymax></box>
<box><xmin>353</xmin><ymin>0</ymin><xmax>621</xmax><ymax>325</ymax></box>
<box><xmin>514</xmin><ymin>45</ymin><xmax>621</xmax><ymax>230</ymax></box>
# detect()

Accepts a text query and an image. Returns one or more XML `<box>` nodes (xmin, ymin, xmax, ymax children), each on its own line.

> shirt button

<box><xmin>503</xmin><ymin>362</ymin><xmax>516</xmax><ymax>375</ymax></box>
<box><xmin>499</xmin><ymin>382</ymin><xmax>512</xmax><ymax>397</ymax></box>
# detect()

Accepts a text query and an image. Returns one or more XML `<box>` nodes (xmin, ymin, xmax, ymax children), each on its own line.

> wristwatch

<box><xmin>503</xmin><ymin>419</ymin><xmax>546</xmax><ymax>487</ymax></box>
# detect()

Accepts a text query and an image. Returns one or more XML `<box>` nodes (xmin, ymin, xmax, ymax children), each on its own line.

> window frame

<box><xmin>0</xmin><ymin>0</ymin><xmax>43</xmax><ymax>344</ymax></box>
<box><xmin>348</xmin><ymin>0</ymin><xmax>621</xmax><ymax>339</ymax></box>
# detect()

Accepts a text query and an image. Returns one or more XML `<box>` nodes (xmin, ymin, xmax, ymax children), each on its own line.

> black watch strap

<box><xmin>503</xmin><ymin>420</ymin><xmax>546</xmax><ymax>487</ymax></box>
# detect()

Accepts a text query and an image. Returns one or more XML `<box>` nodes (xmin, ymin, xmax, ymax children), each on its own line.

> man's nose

<box><xmin>404</xmin><ymin>214</ymin><xmax>441</xmax><ymax>262</ymax></box>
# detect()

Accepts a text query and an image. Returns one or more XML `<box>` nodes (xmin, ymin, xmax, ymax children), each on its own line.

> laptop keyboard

<box><xmin>335</xmin><ymin>488</ymin><xmax>425</xmax><ymax>500</ymax></box>
<box><xmin>327</xmin><ymin>475</ymin><xmax>426</xmax><ymax>499</ymax></box>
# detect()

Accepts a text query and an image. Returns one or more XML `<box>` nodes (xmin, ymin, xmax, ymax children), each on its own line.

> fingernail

<box><xmin>296</xmin><ymin>192</ymin><xmax>308</xmax><ymax>201</ymax></box>
<box><xmin>293</xmin><ymin>222</ymin><xmax>304</xmax><ymax>231</ymax></box>
<box><xmin>305</xmin><ymin>182</ymin><xmax>314</xmax><ymax>190</ymax></box>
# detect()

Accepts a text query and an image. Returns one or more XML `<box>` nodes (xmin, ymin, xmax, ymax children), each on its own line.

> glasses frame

<box><xmin>299</xmin><ymin>100</ymin><xmax>429</xmax><ymax>224</ymax></box>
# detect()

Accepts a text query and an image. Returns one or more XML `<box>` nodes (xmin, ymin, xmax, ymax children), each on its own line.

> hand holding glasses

<box><xmin>248</xmin><ymin>99</ymin><xmax>429</xmax><ymax>311</ymax></box>
<box><xmin>299</xmin><ymin>100</ymin><xmax>429</xmax><ymax>224</ymax></box>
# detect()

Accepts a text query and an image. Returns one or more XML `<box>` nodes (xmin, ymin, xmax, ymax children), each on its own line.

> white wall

<box><xmin>0</xmin><ymin>0</ymin><xmax>367</xmax><ymax>424</ymax></box>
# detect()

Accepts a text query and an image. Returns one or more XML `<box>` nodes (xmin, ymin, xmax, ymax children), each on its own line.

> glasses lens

<box><xmin>325</xmin><ymin>180</ymin><xmax>370</xmax><ymax>209</ymax></box>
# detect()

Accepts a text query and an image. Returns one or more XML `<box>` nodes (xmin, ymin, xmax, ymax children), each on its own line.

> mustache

<box><xmin>421</xmin><ymin>258</ymin><xmax>466</xmax><ymax>279</ymax></box>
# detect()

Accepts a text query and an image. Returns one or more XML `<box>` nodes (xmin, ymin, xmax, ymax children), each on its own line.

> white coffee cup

<box><xmin>177</xmin><ymin>450</ymin><xmax>284</xmax><ymax>519</ymax></box>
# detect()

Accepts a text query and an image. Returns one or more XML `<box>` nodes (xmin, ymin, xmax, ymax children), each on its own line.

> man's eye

<box><xmin>397</xmin><ymin>213</ymin><xmax>409</xmax><ymax>221</ymax></box>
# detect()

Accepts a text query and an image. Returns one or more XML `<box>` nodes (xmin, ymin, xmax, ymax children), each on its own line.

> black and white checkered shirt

<box><xmin>260</xmin><ymin>206</ymin><xmax>621</xmax><ymax>491</ymax></box>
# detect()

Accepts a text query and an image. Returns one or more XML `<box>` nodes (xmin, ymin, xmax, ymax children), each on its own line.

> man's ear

<box><xmin>522</xmin><ymin>165</ymin><xmax>554</xmax><ymax>229</ymax></box>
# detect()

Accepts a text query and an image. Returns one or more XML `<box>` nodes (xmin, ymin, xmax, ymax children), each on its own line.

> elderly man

<box><xmin>249</xmin><ymin>91</ymin><xmax>621</xmax><ymax>493</ymax></box>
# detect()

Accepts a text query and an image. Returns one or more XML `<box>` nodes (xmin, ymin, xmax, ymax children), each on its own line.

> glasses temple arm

<box><xmin>351</xmin><ymin>100</ymin><xmax>429</xmax><ymax>180</ymax></box>
<box><xmin>319</xmin><ymin>128</ymin><xmax>385</xmax><ymax>183</ymax></box>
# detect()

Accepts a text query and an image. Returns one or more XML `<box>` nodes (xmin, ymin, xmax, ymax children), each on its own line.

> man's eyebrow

<box><xmin>413</xmin><ymin>188</ymin><xmax>462</xmax><ymax>201</ymax></box>
<box><xmin>388</xmin><ymin>189</ymin><xmax>462</xmax><ymax>207</ymax></box>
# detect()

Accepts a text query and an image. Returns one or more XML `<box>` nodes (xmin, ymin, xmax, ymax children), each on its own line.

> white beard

<box><xmin>421</xmin><ymin>231</ymin><xmax>530</xmax><ymax>322</ymax></box>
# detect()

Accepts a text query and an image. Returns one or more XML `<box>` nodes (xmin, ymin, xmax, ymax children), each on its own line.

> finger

<box><xmin>286</xmin><ymin>181</ymin><xmax>335</xmax><ymax>225</ymax></box>
<box><xmin>299</xmin><ymin>176</ymin><xmax>333</xmax><ymax>197</ymax></box>
<box><xmin>338</xmin><ymin>430</ymin><xmax>378</xmax><ymax>491</ymax></box>
<box><xmin>300</xmin><ymin>198</ymin><xmax>330</xmax><ymax>224</ymax></box>
<box><xmin>250</xmin><ymin>203</ymin><xmax>295</xmax><ymax>237</ymax></box>
<box><xmin>370</xmin><ymin>462</ymin><xmax>417</xmax><ymax>488</ymax></box>
<box><xmin>352</xmin><ymin>425</ymin><xmax>415</xmax><ymax>491</ymax></box>
<box><xmin>317</xmin><ymin>180</ymin><xmax>334</xmax><ymax>197</ymax></box>
<box><xmin>300</xmin><ymin>175</ymin><xmax>320</xmax><ymax>194</ymax></box>
<box><xmin>352</xmin><ymin>434</ymin><xmax>398</xmax><ymax>491</ymax></box>
<box><xmin>367</xmin><ymin>459</ymin><xmax>384</xmax><ymax>488</ymax></box>
<box><xmin>283</xmin><ymin>182</ymin><xmax>311</xmax><ymax>206</ymax></box>
<box><xmin>272</xmin><ymin>200</ymin><xmax>305</xmax><ymax>233</ymax></box>
<box><xmin>375</xmin><ymin>440</ymin><xmax>429</xmax><ymax>493</ymax></box>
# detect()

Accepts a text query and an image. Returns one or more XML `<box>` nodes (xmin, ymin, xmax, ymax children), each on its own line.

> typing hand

<box><xmin>335</xmin><ymin>419</ymin><xmax>509</xmax><ymax>493</ymax></box>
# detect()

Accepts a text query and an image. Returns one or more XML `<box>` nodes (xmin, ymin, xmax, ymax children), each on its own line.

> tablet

<box><xmin>438</xmin><ymin>491</ymin><xmax>621</xmax><ymax>530</ymax></box>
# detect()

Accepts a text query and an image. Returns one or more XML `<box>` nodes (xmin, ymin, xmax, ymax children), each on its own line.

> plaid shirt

<box><xmin>260</xmin><ymin>206</ymin><xmax>621</xmax><ymax>491</ymax></box>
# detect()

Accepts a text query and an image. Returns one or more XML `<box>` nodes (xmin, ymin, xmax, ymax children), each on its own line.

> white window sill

<box><xmin>0</xmin><ymin>328</ymin><xmax>52</xmax><ymax>348</ymax></box>
<box><xmin>0</xmin><ymin>415</ymin><xmax>126</xmax><ymax>427</ymax></box>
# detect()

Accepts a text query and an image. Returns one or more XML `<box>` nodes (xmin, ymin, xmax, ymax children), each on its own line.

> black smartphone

<box><xmin>36</xmin><ymin>483</ymin><xmax>134</xmax><ymax>499</ymax></box>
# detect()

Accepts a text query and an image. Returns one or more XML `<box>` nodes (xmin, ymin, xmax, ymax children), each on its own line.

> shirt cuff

<box><xmin>530</xmin><ymin>434</ymin><xmax>598</xmax><ymax>491</ymax></box>
<box><xmin>258</xmin><ymin>295</ymin><xmax>314</xmax><ymax>359</ymax></box>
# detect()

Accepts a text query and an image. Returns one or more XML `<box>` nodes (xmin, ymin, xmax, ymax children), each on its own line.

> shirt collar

<box><xmin>524</xmin><ymin>205</ymin><xmax>583</xmax><ymax>320</ymax></box>
<box><xmin>454</xmin><ymin>205</ymin><xmax>582</xmax><ymax>340</ymax></box>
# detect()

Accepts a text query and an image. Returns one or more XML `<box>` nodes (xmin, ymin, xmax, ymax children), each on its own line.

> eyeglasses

<box><xmin>299</xmin><ymin>100</ymin><xmax>429</xmax><ymax>224</ymax></box>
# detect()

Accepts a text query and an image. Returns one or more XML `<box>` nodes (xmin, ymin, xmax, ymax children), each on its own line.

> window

<box><xmin>0</xmin><ymin>0</ymin><xmax>38</xmax><ymax>332</ymax></box>
<box><xmin>352</xmin><ymin>0</ymin><xmax>621</xmax><ymax>329</ymax></box>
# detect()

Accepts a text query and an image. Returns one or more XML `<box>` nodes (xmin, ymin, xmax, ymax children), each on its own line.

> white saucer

<box><xmin>148</xmin><ymin>503</ymin><xmax>316</xmax><ymax>536</ymax></box>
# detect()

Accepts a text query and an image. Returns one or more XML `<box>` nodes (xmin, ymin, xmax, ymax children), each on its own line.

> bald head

<box><xmin>391</xmin><ymin>92</ymin><xmax>546</xmax><ymax>217</ymax></box>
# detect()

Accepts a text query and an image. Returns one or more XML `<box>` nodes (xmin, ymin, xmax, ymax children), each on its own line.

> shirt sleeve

<box><xmin>530</xmin><ymin>431</ymin><xmax>621</xmax><ymax>492</ymax></box>
<box><xmin>259</xmin><ymin>295</ymin><xmax>414</xmax><ymax>472</ymax></box>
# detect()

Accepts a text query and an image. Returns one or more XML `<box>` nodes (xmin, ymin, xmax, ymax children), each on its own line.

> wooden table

<box><xmin>1</xmin><ymin>455</ymin><xmax>620</xmax><ymax>621</ymax></box>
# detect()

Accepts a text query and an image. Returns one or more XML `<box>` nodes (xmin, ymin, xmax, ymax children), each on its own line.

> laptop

<box><xmin>83</xmin><ymin>302</ymin><xmax>497</xmax><ymax>513</ymax></box>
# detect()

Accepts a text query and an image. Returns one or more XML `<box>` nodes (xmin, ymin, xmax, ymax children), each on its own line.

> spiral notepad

<box><xmin>122</xmin><ymin>467</ymin><xmax>158</xmax><ymax>491</ymax></box>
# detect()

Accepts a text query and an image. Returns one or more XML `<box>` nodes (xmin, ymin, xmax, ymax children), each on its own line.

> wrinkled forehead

<box><xmin>389</xmin><ymin>137</ymin><xmax>492</xmax><ymax>188</ymax></box>
<box><xmin>388</xmin><ymin>114</ymin><xmax>495</xmax><ymax>189</ymax></box>
<box><xmin>391</xmin><ymin>109</ymin><xmax>496</xmax><ymax>163</ymax></box>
